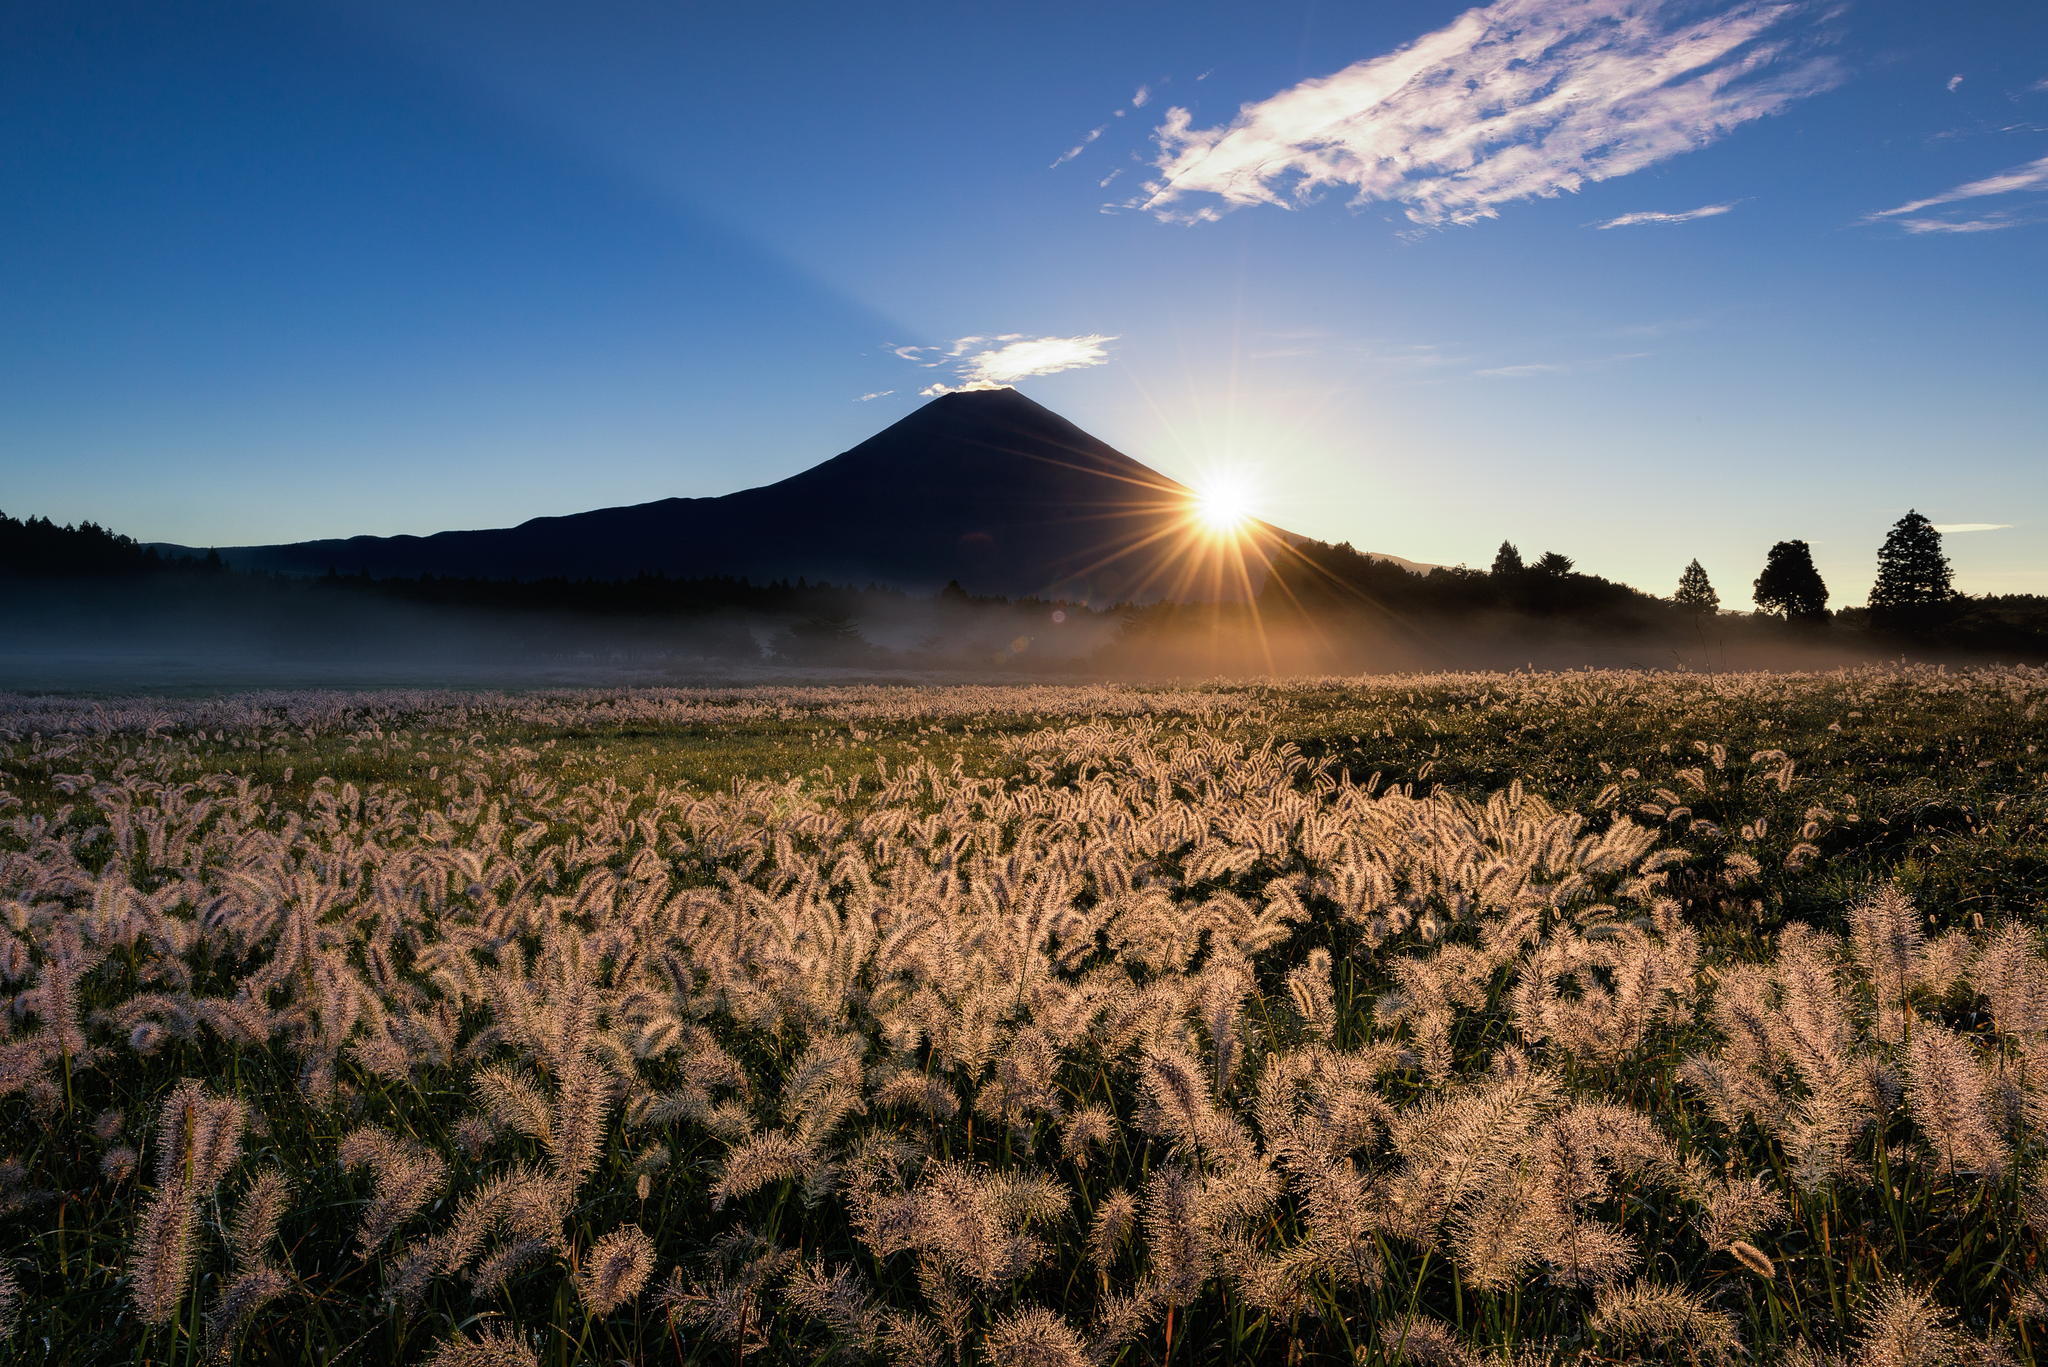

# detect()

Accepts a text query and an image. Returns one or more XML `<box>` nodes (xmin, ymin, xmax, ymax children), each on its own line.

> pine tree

<box><xmin>1534</xmin><ymin>551</ymin><xmax>1574</xmax><ymax>576</ymax></box>
<box><xmin>1753</xmin><ymin>540</ymin><xmax>1829</xmax><ymax>621</ymax></box>
<box><xmin>1674</xmin><ymin>559</ymin><xmax>1719</xmax><ymax>614</ymax></box>
<box><xmin>1868</xmin><ymin>510</ymin><xmax>1954</xmax><ymax>633</ymax></box>
<box><xmin>1491</xmin><ymin>541</ymin><xmax>1524</xmax><ymax>576</ymax></box>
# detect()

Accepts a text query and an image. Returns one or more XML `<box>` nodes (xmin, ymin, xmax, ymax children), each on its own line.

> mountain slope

<box><xmin>189</xmin><ymin>388</ymin><xmax>1391</xmax><ymax>602</ymax></box>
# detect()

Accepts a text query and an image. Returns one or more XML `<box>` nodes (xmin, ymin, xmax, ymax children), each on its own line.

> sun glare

<box><xmin>1192</xmin><ymin>471</ymin><xmax>1258</xmax><ymax>536</ymax></box>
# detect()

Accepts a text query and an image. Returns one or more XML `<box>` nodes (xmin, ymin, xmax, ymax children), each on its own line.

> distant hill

<box><xmin>166</xmin><ymin>388</ymin><xmax>1419</xmax><ymax>603</ymax></box>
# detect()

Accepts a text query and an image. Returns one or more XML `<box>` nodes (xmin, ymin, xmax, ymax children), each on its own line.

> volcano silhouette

<box><xmin>199</xmin><ymin>389</ymin><xmax>1395</xmax><ymax>602</ymax></box>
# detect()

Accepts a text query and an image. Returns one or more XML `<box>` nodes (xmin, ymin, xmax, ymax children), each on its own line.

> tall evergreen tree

<box><xmin>1868</xmin><ymin>509</ymin><xmax>1954</xmax><ymax>633</ymax></box>
<box><xmin>1753</xmin><ymin>540</ymin><xmax>1829</xmax><ymax>621</ymax></box>
<box><xmin>1534</xmin><ymin>551</ymin><xmax>1575</xmax><ymax>576</ymax></box>
<box><xmin>1674</xmin><ymin>559</ymin><xmax>1719</xmax><ymax>613</ymax></box>
<box><xmin>1490</xmin><ymin>541</ymin><xmax>1524</xmax><ymax>576</ymax></box>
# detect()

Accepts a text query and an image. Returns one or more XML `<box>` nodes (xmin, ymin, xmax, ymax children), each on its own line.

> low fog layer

<box><xmin>1</xmin><ymin>571</ymin><xmax>2004</xmax><ymax>694</ymax></box>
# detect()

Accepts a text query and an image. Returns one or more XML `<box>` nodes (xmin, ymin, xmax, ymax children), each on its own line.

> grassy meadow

<box><xmin>1</xmin><ymin>668</ymin><xmax>2045</xmax><ymax>1364</ymax></box>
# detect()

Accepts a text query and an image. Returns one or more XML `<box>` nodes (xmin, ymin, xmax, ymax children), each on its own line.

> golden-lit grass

<box><xmin>0</xmin><ymin>669</ymin><xmax>2043</xmax><ymax>1365</ymax></box>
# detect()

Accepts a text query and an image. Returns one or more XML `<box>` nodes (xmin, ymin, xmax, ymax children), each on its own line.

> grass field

<box><xmin>1</xmin><ymin>669</ymin><xmax>2044</xmax><ymax>1364</ymax></box>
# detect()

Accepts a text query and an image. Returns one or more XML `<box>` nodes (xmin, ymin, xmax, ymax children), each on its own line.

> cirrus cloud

<box><xmin>1135</xmin><ymin>0</ymin><xmax>1838</xmax><ymax>229</ymax></box>
<box><xmin>1895</xmin><ymin>214</ymin><xmax>2027</xmax><ymax>234</ymax></box>
<box><xmin>1931</xmin><ymin>522</ymin><xmax>2013</xmax><ymax>533</ymax></box>
<box><xmin>892</xmin><ymin>333</ymin><xmax>1120</xmax><ymax>396</ymax></box>
<box><xmin>1474</xmin><ymin>362</ymin><xmax>1568</xmax><ymax>378</ymax></box>
<box><xmin>1867</xmin><ymin>153</ymin><xmax>2048</xmax><ymax>234</ymax></box>
<box><xmin>1594</xmin><ymin>200</ymin><xmax>1741</xmax><ymax>228</ymax></box>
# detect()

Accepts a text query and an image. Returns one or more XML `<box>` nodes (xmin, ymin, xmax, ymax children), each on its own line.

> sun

<box><xmin>1191</xmin><ymin>470</ymin><xmax>1258</xmax><ymax>536</ymax></box>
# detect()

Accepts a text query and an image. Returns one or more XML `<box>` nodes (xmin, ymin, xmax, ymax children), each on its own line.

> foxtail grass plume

<box><xmin>576</xmin><ymin>1224</ymin><xmax>656</xmax><ymax>1315</ymax></box>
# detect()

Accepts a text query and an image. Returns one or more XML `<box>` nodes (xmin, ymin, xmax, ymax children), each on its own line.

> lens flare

<box><xmin>1191</xmin><ymin>472</ymin><xmax>1257</xmax><ymax>536</ymax></box>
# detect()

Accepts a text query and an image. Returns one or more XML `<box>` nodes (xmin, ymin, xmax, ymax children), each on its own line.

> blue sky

<box><xmin>3</xmin><ymin>0</ymin><xmax>2044</xmax><ymax>598</ymax></box>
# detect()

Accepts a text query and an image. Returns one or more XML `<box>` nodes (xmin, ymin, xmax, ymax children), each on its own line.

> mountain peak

<box><xmin>197</xmin><ymin>389</ymin><xmax>1325</xmax><ymax>603</ymax></box>
<box><xmin>909</xmin><ymin>385</ymin><xmax>1044</xmax><ymax>418</ymax></box>
<box><xmin>926</xmin><ymin>384</ymin><xmax>1021</xmax><ymax>402</ymax></box>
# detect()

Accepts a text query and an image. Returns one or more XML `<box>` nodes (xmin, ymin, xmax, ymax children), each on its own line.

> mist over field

<box><xmin>0</xmin><ymin>574</ymin><xmax>1946</xmax><ymax>694</ymax></box>
<box><xmin>8</xmin><ymin>390</ymin><xmax>2044</xmax><ymax>695</ymax></box>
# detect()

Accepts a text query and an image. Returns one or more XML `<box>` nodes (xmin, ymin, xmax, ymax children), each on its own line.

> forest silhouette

<box><xmin>5</xmin><ymin>502</ymin><xmax>2044</xmax><ymax>681</ymax></box>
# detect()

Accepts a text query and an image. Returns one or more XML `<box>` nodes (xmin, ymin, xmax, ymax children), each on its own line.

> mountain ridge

<box><xmin>171</xmin><ymin>388</ymin><xmax>1421</xmax><ymax>602</ymax></box>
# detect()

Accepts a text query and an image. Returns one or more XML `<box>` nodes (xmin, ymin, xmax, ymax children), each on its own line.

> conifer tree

<box><xmin>1490</xmin><ymin>541</ymin><xmax>1524</xmax><ymax>576</ymax></box>
<box><xmin>1534</xmin><ymin>551</ymin><xmax>1574</xmax><ymax>576</ymax></box>
<box><xmin>1753</xmin><ymin>540</ymin><xmax>1829</xmax><ymax>621</ymax></box>
<box><xmin>1674</xmin><ymin>559</ymin><xmax>1719</xmax><ymax>614</ymax></box>
<box><xmin>1868</xmin><ymin>510</ymin><xmax>1954</xmax><ymax>633</ymax></box>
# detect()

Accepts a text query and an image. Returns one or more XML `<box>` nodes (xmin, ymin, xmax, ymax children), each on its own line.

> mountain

<box><xmin>179</xmin><ymin>388</ymin><xmax>1404</xmax><ymax>603</ymax></box>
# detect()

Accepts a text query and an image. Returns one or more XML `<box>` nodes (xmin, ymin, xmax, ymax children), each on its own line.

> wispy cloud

<box><xmin>1896</xmin><ymin>214</ymin><xmax>2027</xmax><ymax>234</ymax></box>
<box><xmin>1594</xmin><ymin>201</ymin><xmax>1741</xmax><ymax>228</ymax></box>
<box><xmin>1872</xmin><ymin>153</ymin><xmax>2048</xmax><ymax>215</ymax></box>
<box><xmin>1932</xmin><ymin>522</ymin><xmax>2013</xmax><ymax>533</ymax></box>
<box><xmin>1473</xmin><ymin>350</ymin><xmax>1647</xmax><ymax>378</ymax></box>
<box><xmin>1947</xmin><ymin>73</ymin><xmax>1964</xmax><ymax>93</ymax></box>
<box><xmin>1867</xmin><ymin>152</ymin><xmax>2048</xmax><ymax>232</ymax></box>
<box><xmin>1051</xmin><ymin>125</ymin><xmax>1108</xmax><ymax>168</ymax></box>
<box><xmin>894</xmin><ymin>334</ymin><xmax>1119</xmax><ymax>395</ymax></box>
<box><xmin>1056</xmin><ymin>81</ymin><xmax>1168</xmax><ymax>167</ymax></box>
<box><xmin>1135</xmin><ymin>0</ymin><xmax>1837</xmax><ymax>228</ymax></box>
<box><xmin>1474</xmin><ymin>362</ymin><xmax>1568</xmax><ymax>378</ymax></box>
<box><xmin>1242</xmin><ymin>333</ymin><xmax>1475</xmax><ymax>370</ymax></box>
<box><xmin>1363</xmin><ymin>342</ymin><xmax>1471</xmax><ymax>370</ymax></box>
<box><xmin>855</xmin><ymin>390</ymin><xmax>895</xmax><ymax>402</ymax></box>
<box><xmin>1612</xmin><ymin>316</ymin><xmax>1708</xmax><ymax>339</ymax></box>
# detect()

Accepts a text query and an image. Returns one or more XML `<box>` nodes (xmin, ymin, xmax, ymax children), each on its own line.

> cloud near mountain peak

<box><xmin>892</xmin><ymin>334</ymin><xmax>1120</xmax><ymax>396</ymax></box>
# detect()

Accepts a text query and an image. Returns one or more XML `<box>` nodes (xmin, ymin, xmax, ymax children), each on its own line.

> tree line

<box><xmin>0</xmin><ymin>510</ymin><xmax>221</xmax><ymax>577</ymax></box>
<box><xmin>5</xmin><ymin>505</ymin><xmax>2043</xmax><ymax>667</ymax></box>
<box><xmin>1655</xmin><ymin>510</ymin><xmax>1966</xmax><ymax>634</ymax></box>
<box><xmin>1259</xmin><ymin>508</ymin><xmax>2045</xmax><ymax>662</ymax></box>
